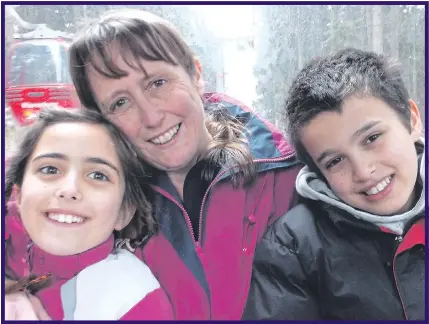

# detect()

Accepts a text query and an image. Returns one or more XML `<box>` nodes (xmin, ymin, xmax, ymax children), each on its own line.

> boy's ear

<box><xmin>194</xmin><ymin>58</ymin><xmax>205</xmax><ymax>97</ymax></box>
<box><xmin>114</xmin><ymin>203</ymin><xmax>136</xmax><ymax>231</ymax></box>
<box><xmin>409</xmin><ymin>99</ymin><xmax>422</xmax><ymax>141</ymax></box>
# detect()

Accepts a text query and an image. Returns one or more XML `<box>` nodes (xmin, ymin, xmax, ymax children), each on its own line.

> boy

<box><xmin>243</xmin><ymin>48</ymin><xmax>425</xmax><ymax>320</ymax></box>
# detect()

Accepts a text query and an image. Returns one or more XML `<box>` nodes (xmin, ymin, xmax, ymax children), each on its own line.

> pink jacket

<box><xmin>5</xmin><ymin>214</ymin><xmax>173</xmax><ymax>320</ymax></box>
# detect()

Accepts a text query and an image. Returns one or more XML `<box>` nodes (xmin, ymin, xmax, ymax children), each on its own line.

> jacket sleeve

<box><xmin>119</xmin><ymin>287</ymin><xmax>174</xmax><ymax>320</ymax></box>
<box><xmin>242</xmin><ymin>205</ymin><xmax>321</xmax><ymax>320</ymax></box>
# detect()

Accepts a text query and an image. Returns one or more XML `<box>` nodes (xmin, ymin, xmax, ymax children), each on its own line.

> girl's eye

<box><xmin>148</xmin><ymin>79</ymin><xmax>167</xmax><ymax>90</ymax></box>
<box><xmin>39</xmin><ymin>166</ymin><xmax>59</xmax><ymax>174</ymax></box>
<box><xmin>326</xmin><ymin>156</ymin><xmax>344</xmax><ymax>169</ymax></box>
<box><xmin>365</xmin><ymin>133</ymin><xmax>381</xmax><ymax>145</ymax></box>
<box><xmin>88</xmin><ymin>171</ymin><xmax>109</xmax><ymax>182</ymax></box>
<box><xmin>110</xmin><ymin>98</ymin><xmax>130</xmax><ymax>113</ymax></box>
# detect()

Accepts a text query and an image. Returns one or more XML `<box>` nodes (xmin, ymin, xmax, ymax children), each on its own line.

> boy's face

<box><xmin>300</xmin><ymin>95</ymin><xmax>422</xmax><ymax>216</ymax></box>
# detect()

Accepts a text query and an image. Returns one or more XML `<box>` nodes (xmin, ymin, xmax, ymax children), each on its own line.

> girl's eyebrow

<box><xmin>86</xmin><ymin>157</ymin><xmax>120</xmax><ymax>175</ymax></box>
<box><xmin>32</xmin><ymin>153</ymin><xmax>120</xmax><ymax>175</ymax></box>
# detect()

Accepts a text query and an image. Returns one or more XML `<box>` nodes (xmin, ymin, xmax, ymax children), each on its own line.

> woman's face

<box><xmin>87</xmin><ymin>49</ymin><xmax>212</xmax><ymax>177</ymax></box>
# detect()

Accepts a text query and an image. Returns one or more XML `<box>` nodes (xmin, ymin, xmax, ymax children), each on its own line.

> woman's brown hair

<box><xmin>68</xmin><ymin>9</ymin><xmax>256</xmax><ymax>187</ymax></box>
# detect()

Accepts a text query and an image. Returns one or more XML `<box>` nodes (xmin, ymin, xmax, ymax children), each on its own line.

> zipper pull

<box><xmin>395</xmin><ymin>236</ymin><xmax>403</xmax><ymax>243</ymax></box>
<box><xmin>26</xmin><ymin>241</ymin><xmax>34</xmax><ymax>265</ymax></box>
<box><xmin>195</xmin><ymin>243</ymin><xmax>208</xmax><ymax>269</ymax></box>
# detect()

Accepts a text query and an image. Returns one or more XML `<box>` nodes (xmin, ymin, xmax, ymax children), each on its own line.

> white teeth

<box><xmin>150</xmin><ymin>124</ymin><xmax>180</xmax><ymax>145</ymax></box>
<box><xmin>48</xmin><ymin>213</ymin><xmax>84</xmax><ymax>224</ymax></box>
<box><xmin>365</xmin><ymin>176</ymin><xmax>392</xmax><ymax>195</ymax></box>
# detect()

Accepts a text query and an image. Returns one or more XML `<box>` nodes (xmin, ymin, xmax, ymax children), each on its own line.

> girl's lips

<box><xmin>44</xmin><ymin>210</ymin><xmax>88</xmax><ymax>226</ymax></box>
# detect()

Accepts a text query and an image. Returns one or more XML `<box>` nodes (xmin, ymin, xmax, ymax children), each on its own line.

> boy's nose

<box><xmin>352</xmin><ymin>162</ymin><xmax>376</xmax><ymax>182</ymax></box>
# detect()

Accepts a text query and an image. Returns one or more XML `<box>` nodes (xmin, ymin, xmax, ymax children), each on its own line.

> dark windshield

<box><xmin>7</xmin><ymin>41</ymin><xmax>70</xmax><ymax>87</ymax></box>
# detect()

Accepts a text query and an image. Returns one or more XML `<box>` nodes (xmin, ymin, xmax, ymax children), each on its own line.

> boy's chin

<box><xmin>353</xmin><ymin>199</ymin><xmax>414</xmax><ymax>216</ymax></box>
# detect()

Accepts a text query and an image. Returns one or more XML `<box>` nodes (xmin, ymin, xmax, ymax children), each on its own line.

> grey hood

<box><xmin>296</xmin><ymin>139</ymin><xmax>425</xmax><ymax>235</ymax></box>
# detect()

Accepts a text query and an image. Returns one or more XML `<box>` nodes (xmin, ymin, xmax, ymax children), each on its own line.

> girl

<box><xmin>5</xmin><ymin>108</ymin><xmax>173</xmax><ymax>320</ymax></box>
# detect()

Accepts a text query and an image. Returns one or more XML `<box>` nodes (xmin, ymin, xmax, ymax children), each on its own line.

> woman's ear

<box><xmin>194</xmin><ymin>58</ymin><xmax>205</xmax><ymax>97</ymax></box>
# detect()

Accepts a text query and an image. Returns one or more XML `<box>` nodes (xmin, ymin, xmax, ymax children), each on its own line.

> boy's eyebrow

<box><xmin>32</xmin><ymin>153</ymin><xmax>120</xmax><ymax>174</ymax></box>
<box><xmin>316</xmin><ymin>149</ymin><xmax>337</xmax><ymax>164</ymax></box>
<box><xmin>316</xmin><ymin>121</ymin><xmax>382</xmax><ymax>164</ymax></box>
<box><xmin>351</xmin><ymin>120</ymin><xmax>381</xmax><ymax>140</ymax></box>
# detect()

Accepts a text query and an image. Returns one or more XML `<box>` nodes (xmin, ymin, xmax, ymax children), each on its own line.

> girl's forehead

<box><xmin>31</xmin><ymin>123</ymin><xmax>120</xmax><ymax>164</ymax></box>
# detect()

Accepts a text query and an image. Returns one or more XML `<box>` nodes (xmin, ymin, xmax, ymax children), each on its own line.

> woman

<box><xmin>6</xmin><ymin>9</ymin><xmax>300</xmax><ymax>319</ymax></box>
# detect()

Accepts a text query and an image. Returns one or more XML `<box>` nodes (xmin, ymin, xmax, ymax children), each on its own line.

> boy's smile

<box><xmin>300</xmin><ymin>95</ymin><xmax>422</xmax><ymax>216</ymax></box>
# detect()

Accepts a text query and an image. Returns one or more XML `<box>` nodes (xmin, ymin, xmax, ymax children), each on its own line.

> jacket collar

<box><xmin>30</xmin><ymin>235</ymin><xmax>115</xmax><ymax>281</ymax></box>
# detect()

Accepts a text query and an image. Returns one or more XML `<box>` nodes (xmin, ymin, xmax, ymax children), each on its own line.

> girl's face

<box><xmin>16</xmin><ymin>122</ymin><xmax>135</xmax><ymax>256</ymax></box>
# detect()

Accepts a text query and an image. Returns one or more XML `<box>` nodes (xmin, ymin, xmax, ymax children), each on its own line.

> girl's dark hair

<box><xmin>5</xmin><ymin>108</ymin><xmax>158</xmax><ymax>250</ymax></box>
<box><xmin>68</xmin><ymin>9</ymin><xmax>255</xmax><ymax>187</ymax></box>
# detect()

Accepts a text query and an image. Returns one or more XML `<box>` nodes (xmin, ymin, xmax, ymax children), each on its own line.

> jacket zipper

<box><xmin>25</xmin><ymin>240</ymin><xmax>34</xmax><ymax>274</ymax></box>
<box><xmin>197</xmin><ymin>154</ymin><xmax>296</xmax><ymax>246</ymax></box>
<box><xmin>392</xmin><ymin>235</ymin><xmax>409</xmax><ymax>320</ymax></box>
<box><xmin>153</xmin><ymin>153</ymin><xmax>296</xmax><ymax>266</ymax></box>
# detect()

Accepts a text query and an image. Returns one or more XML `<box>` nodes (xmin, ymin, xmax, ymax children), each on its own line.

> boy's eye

<box><xmin>39</xmin><ymin>166</ymin><xmax>59</xmax><ymax>174</ymax></box>
<box><xmin>365</xmin><ymin>133</ymin><xmax>381</xmax><ymax>144</ymax></box>
<box><xmin>88</xmin><ymin>171</ymin><xmax>109</xmax><ymax>181</ymax></box>
<box><xmin>326</xmin><ymin>157</ymin><xmax>344</xmax><ymax>169</ymax></box>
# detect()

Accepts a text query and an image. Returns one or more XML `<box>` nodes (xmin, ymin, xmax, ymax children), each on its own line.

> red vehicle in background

<box><xmin>5</xmin><ymin>24</ymin><xmax>81</xmax><ymax>126</ymax></box>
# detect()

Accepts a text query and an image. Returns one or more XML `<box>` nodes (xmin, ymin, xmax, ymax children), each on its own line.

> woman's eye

<box><xmin>326</xmin><ymin>156</ymin><xmax>344</xmax><ymax>169</ymax></box>
<box><xmin>149</xmin><ymin>79</ymin><xmax>167</xmax><ymax>90</ymax></box>
<box><xmin>365</xmin><ymin>133</ymin><xmax>381</xmax><ymax>145</ymax></box>
<box><xmin>88</xmin><ymin>171</ymin><xmax>109</xmax><ymax>181</ymax></box>
<box><xmin>39</xmin><ymin>166</ymin><xmax>59</xmax><ymax>174</ymax></box>
<box><xmin>110</xmin><ymin>98</ymin><xmax>129</xmax><ymax>113</ymax></box>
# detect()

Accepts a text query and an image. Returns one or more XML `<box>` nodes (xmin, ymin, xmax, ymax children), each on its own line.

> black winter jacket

<box><xmin>243</xmin><ymin>201</ymin><xmax>426</xmax><ymax>320</ymax></box>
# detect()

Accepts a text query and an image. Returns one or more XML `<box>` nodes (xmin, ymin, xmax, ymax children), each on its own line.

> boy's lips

<box><xmin>360</xmin><ymin>175</ymin><xmax>393</xmax><ymax>195</ymax></box>
<box><xmin>361</xmin><ymin>175</ymin><xmax>395</xmax><ymax>202</ymax></box>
